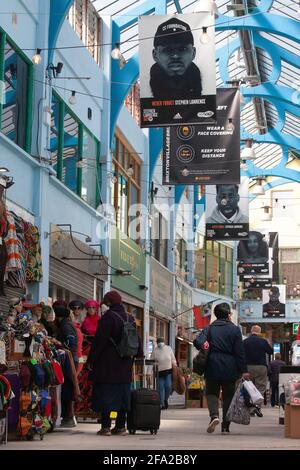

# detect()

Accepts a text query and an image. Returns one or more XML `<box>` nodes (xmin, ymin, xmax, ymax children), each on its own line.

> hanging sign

<box><xmin>262</xmin><ymin>285</ymin><xmax>286</xmax><ymax>318</ymax></box>
<box><xmin>205</xmin><ymin>177</ymin><xmax>249</xmax><ymax>240</ymax></box>
<box><xmin>163</xmin><ymin>88</ymin><xmax>240</xmax><ymax>185</ymax></box>
<box><xmin>139</xmin><ymin>13</ymin><xmax>216</xmax><ymax>127</ymax></box>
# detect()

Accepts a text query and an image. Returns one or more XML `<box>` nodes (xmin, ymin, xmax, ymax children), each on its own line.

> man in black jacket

<box><xmin>243</xmin><ymin>325</ymin><xmax>273</xmax><ymax>416</ymax></box>
<box><xmin>150</xmin><ymin>18</ymin><xmax>202</xmax><ymax>99</ymax></box>
<box><xmin>194</xmin><ymin>303</ymin><xmax>249</xmax><ymax>434</ymax></box>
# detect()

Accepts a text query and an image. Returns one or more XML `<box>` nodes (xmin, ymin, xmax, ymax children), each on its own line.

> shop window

<box><xmin>50</xmin><ymin>92</ymin><xmax>100</xmax><ymax>209</ymax></box>
<box><xmin>0</xmin><ymin>34</ymin><xmax>32</xmax><ymax>152</ymax></box>
<box><xmin>81</xmin><ymin>129</ymin><xmax>99</xmax><ymax>207</ymax></box>
<box><xmin>68</xmin><ymin>0</ymin><xmax>101</xmax><ymax>64</ymax></box>
<box><xmin>152</xmin><ymin>211</ymin><xmax>168</xmax><ymax>267</ymax></box>
<box><xmin>112</xmin><ymin>133</ymin><xmax>141</xmax><ymax>239</ymax></box>
<box><xmin>63</xmin><ymin>112</ymin><xmax>79</xmax><ymax>193</ymax></box>
<box><xmin>125</xmin><ymin>82</ymin><xmax>140</xmax><ymax>125</ymax></box>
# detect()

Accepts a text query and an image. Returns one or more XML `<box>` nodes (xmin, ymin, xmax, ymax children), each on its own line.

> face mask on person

<box><xmin>158</xmin><ymin>342</ymin><xmax>165</xmax><ymax>349</ymax></box>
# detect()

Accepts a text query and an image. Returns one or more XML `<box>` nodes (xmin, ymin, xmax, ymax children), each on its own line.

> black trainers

<box><xmin>254</xmin><ymin>406</ymin><xmax>263</xmax><ymax>417</ymax></box>
<box><xmin>221</xmin><ymin>422</ymin><xmax>230</xmax><ymax>433</ymax></box>
<box><xmin>97</xmin><ymin>428</ymin><xmax>111</xmax><ymax>436</ymax></box>
<box><xmin>60</xmin><ymin>419</ymin><xmax>76</xmax><ymax>428</ymax></box>
<box><xmin>207</xmin><ymin>416</ymin><xmax>220</xmax><ymax>433</ymax></box>
<box><xmin>111</xmin><ymin>427</ymin><xmax>127</xmax><ymax>436</ymax></box>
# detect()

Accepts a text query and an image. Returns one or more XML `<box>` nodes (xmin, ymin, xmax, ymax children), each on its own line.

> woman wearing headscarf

<box><xmin>75</xmin><ymin>299</ymin><xmax>100</xmax><ymax>417</ymax></box>
<box><xmin>81</xmin><ymin>300</ymin><xmax>101</xmax><ymax>337</ymax></box>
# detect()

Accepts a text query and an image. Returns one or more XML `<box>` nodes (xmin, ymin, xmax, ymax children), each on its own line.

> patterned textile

<box><xmin>4</xmin><ymin>213</ymin><xmax>22</xmax><ymax>272</ymax></box>
<box><xmin>75</xmin><ymin>339</ymin><xmax>94</xmax><ymax>415</ymax></box>
<box><xmin>6</xmin><ymin>213</ymin><xmax>26</xmax><ymax>289</ymax></box>
<box><xmin>23</xmin><ymin>222</ymin><xmax>43</xmax><ymax>282</ymax></box>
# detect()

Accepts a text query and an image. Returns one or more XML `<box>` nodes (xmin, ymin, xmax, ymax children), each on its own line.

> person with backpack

<box><xmin>194</xmin><ymin>303</ymin><xmax>249</xmax><ymax>434</ymax></box>
<box><xmin>151</xmin><ymin>338</ymin><xmax>177</xmax><ymax>410</ymax></box>
<box><xmin>87</xmin><ymin>290</ymin><xmax>143</xmax><ymax>436</ymax></box>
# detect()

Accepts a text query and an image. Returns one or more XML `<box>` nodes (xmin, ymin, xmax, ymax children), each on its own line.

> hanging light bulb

<box><xmin>32</xmin><ymin>48</ymin><xmax>42</xmax><ymax>65</ymax></box>
<box><xmin>111</xmin><ymin>43</ymin><xmax>122</xmax><ymax>60</ymax></box>
<box><xmin>194</xmin><ymin>213</ymin><xmax>200</xmax><ymax>220</ymax></box>
<box><xmin>283</xmin><ymin>277</ymin><xmax>287</xmax><ymax>284</ymax></box>
<box><xmin>69</xmin><ymin>90</ymin><xmax>76</xmax><ymax>105</ymax></box>
<box><xmin>200</xmin><ymin>27</ymin><xmax>210</xmax><ymax>45</ymax></box>
<box><xmin>241</xmin><ymin>139</ymin><xmax>256</xmax><ymax>160</ymax></box>
<box><xmin>261</xmin><ymin>205</ymin><xmax>272</xmax><ymax>221</ymax></box>
<box><xmin>226</xmin><ymin>118</ymin><xmax>235</xmax><ymax>132</ymax></box>
<box><xmin>252</xmin><ymin>178</ymin><xmax>265</xmax><ymax>196</ymax></box>
<box><xmin>181</xmin><ymin>167</ymin><xmax>190</xmax><ymax>177</ymax></box>
<box><xmin>127</xmin><ymin>164</ymin><xmax>134</xmax><ymax>177</ymax></box>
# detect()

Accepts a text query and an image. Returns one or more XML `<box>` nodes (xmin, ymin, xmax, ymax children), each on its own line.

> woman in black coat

<box><xmin>87</xmin><ymin>290</ymin><xmax>143</xmax><ymax>436</ymax></box>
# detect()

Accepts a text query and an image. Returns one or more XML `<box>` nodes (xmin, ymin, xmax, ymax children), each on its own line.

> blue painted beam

<box><xmin>241</xmin><ymin>128</ymin><xmax>300</xmax><ymax>152</ymax></box>
<box><xmin>175</xmin><ymin>185</ymin><xmax>186</xmax><ymax>205</ymax></box>
<box><xmin>48</xmin><ymin>0</ymin><xmax>75</xmax><ymax>63</ymax></box>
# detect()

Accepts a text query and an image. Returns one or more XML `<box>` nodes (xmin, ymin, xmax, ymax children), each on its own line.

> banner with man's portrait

<box><xmin>205</xmin><ymin>177</ymin><xmax>249</xmax><ymax>240</ymax></box>
<box><xmin>139</xmin><ymin>13</ymin><xmax>216</xmax><ymax>128</ymax></box>
<box><xmin>262</xmin><ymin>285</ymin><xmax>286</xmax><ymax>318</ymax></box>
<box><xmin>162</xmin><ymin>88</ymin><xmax>240</xmax><ymax>185</ymax></box>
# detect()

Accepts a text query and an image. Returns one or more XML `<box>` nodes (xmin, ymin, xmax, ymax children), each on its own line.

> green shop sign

<box><xmin>293</xmin><ymin>323</ymin><xmax>299</xmax><ymax>335</ymax></box>
<box><xmin>111</xmin><ymin>227</ymin><xmax>146</xmax><ymax>302</ymax></box>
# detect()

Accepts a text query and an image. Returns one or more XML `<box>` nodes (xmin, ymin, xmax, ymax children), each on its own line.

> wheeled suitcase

<box><xmin>127</xmin><ymin>359</ymin><xmax>161</xmax><ymax>435</ymax></box>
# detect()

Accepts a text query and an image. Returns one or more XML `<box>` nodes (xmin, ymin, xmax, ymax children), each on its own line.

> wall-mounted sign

<box><xmin>262</xmin><ymin>285</ymin><xmax>286</xmax><ymax>319</ymax></box>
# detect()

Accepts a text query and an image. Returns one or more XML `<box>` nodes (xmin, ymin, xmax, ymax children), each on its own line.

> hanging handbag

<box><xmin>192</xmin><ymin>327</ymin><xmax>211</xmax><ymax>376</ymax></box>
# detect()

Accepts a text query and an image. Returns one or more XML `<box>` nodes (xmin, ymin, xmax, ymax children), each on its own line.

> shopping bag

<box><xmin>226</xmin><ymin>381</ymin><xmax>251</xmax><ymax>425</ymax></box>
<box><xmin>242</xmin><ymin>380</ymin><xmax>264</xmax><ymax>405</ymax></box>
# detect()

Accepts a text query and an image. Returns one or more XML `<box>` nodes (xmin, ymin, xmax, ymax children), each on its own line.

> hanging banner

<box><xmin>269</xmin><ymin>232</ymin><xmax>279</xmax><ymax>283</ymax></box>
<box><xmin>205</xmin><ymin>177</ymin><xmax>249</xmax><ymax>240</ymax></box>
<box><xmin>237</xmin><ymin>231</ymin><xmax>271</xmax><ymax>276</ymax></box>
<box><xmin>139</xmin><ymin>13</ymin><xmax>216</xmax><ymax>128</ymax></box>
<box><xmin>243</xmin><ymin>279</ymin><xmax>273</xmax><ymax>289</ymax></box>
<box><xmin>162</xmin><ymin>88</ymin><xmax>240</xmax><ymax>185</ymax></box>
<box><xmin>262</xmin><ymin>285</ymin><xmax>286</xmax><ymax>318</ymax></box>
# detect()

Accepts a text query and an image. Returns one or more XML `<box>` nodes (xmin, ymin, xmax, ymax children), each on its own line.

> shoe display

<box><xmin>97</xmin><ymin>428</ymin><xmax>112</xmax><ymax>436</ymax></box>
<box><xmin>111</xmin><ymin>427</ymin><xmax>127</xmax><ymax>436</ymax></box>
<box><xmin>207</xmin><ymin>416</ymin><xmax>220</xmax><ymax>434</ymax></box>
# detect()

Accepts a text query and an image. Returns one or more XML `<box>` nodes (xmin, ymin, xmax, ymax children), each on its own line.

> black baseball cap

<box><xmin>154</xmin><ymin>18</ymin><xmax>194</xmax><ymax>48</ymax></box>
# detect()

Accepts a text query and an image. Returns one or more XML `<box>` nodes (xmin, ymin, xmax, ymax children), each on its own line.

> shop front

<box><xmin>49</xmin><ymin>228</ymin><xmax>107</xmax><ymax>304</ymax></box>
<box><xmin>149</xmin><ymin>258</ymin><xmax>174</xmax><ymax>355</ymax></box>
<box><xmin>111</xmin><ymin>227</ymin><xmax>146</xmax><ymax>342</ymax></box>
<box><xmin>0</xmin><ymin>199</ymin><xmax>43</xmax><ymax>314</ymax></box>
<box><xmin>175</xmin><ymin>279</ymin><xmax>194</xmax><ymax>370</ymax></box>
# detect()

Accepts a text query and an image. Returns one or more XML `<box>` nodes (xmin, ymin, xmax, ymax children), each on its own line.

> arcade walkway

<box><xmin>3</xmin><ymin>408</ymin><xmax>299</xmax><ymax>450</ymax></box>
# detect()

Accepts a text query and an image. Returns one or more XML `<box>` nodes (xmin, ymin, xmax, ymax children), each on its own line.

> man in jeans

<box><xmin>194</xmin><ymin>303</ymin><xmax>249</xmax><ymax>433</ymax></box>
<box><xmin>268</xmin><ymin>353</ymin><xmax>286</xmax><ymax>407</ymax></box>
<box><xmin>243</xmin><ymin>325</ymin><xmax>273</xmax><ymax>416</ymax></box>
<box><xmin>151</xmin><ymin>338</ymin><xmax>177</xmax><ymax>409</ymax></box>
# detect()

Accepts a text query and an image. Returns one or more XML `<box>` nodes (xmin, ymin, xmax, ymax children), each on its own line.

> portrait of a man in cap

<box><xmin>150</xmin><ymin>18</ymin><xmax>202</xmax><ymax>99</ymax></box>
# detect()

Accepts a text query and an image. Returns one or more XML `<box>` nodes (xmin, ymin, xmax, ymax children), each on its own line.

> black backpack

<box><xmin>110</xmin><ymin>310</ymin><xmax>139</xmax><ymax>358</ymax></box>
<box><xmin>192</xmin><ymin>327</ymin><xmax>212</xmax><ymax>376</ymax></box>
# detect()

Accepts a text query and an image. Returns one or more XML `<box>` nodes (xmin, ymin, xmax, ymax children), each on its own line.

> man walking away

<box><xmin>194</xmin><ymin>303</ymin><xmax>249</xmax><ymax>434</ymax></box>
<box><xmin>243</xmin><ymin>325</ymin><xmax>273</xmax><ymax>416</ymax></box>
<box><xmin>268</xmin><ymin>353</ymin><xmax>286</xmax><ymax>407</ymax></box>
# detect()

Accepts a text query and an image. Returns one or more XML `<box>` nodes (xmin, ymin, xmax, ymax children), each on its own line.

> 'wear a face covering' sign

<box><xmin>139</xmin><ymin>13</ymin><xmax>216</xmax><ymax>127</ymax></box>
<box><xmin>163</xmin><ymin>88</ymin><xmax>240</xmax><ymax>185</ymax></box>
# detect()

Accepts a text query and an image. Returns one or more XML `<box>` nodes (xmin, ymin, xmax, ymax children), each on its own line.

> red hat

<box><xmin>102</xmin><ymin>290</ymin><xmax>122</xmax><ymax>306</ymax></box>
<box><xmin>84</xmin><ymin>299</ymin><xmax>100</xmax><ymax>309</ymax></box>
